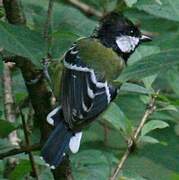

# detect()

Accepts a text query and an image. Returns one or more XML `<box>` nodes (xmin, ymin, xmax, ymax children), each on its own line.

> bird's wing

<box><xmin>61</xmin><ymin>43</ymin><xmax>117</xmax><ymax>130</ymax></box>
<box><xmin>76</xmin><ymin>38</ymin><xmax>125</xmax><ymax>82</ymax></box>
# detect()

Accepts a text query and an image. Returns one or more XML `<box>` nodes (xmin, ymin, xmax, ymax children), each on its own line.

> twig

<box><xmin>20</xmin><ymin>110</ymin><xmax>39</xmax><ymax>179</ymax></box>
<box><xmin>0</xmin><ymin>144</ymin><xmax>41</xmax><ymax>159</ymax></box>
<box><xmin>44</xmin><ymin>0</ymin><xmax>54</xmax><ymax>51</ymax></box>
<box><xmin>110</xmin><ymin>91</ymin><xmax>159</xmax><ymax>180</ymax></box>
<box><xmin>100</xmin><ymin>122</ymin><xmax>109</xmax><ymax>146</ymax></box>
<box><xmin>67</xmin><ymin>0</ymin><xmax>103</xmax><ymax>18</ymax></box>
<box><xmin>43</xmin><ymin>0</ymin><xmax>57</xmax><ymax>105</ymax></box>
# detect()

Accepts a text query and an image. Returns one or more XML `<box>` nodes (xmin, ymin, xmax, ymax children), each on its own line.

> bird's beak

<box><xmin>140</xmin><ymin>34</ymin><xmax>152</xmax><ymax>42</ymax></box>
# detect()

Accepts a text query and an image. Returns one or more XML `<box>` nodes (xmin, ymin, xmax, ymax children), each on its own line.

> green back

<box><xmin>77</xmin><ymin>38</ymin><xmax>125</xmax><ymax>84</ymax></box>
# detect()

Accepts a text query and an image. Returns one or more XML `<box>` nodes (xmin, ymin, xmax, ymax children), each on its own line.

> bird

<box><xmin>41</xmin><ymin>12</ymin><xmax>152</xmax><ymax>169</ymax></box>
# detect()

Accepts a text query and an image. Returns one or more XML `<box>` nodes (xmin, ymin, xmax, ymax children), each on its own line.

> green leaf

<box><xmin>9</xmin><ymin>160</ymin><xmax>31</xmax><ymax>180</ymax></box>
<box><xmin>53</xmin><ymin>3</ymin><xmax>96</xmax><ymax>36</ymax></box>
<box><xmin>120</xmin><ymin>171</ymin><xmax>148</xmax><ymax>180</ymax></box>
<box><xmin>123</xmin><ymin>156</ymin><xmax>176</xmax><ymax>180</ymax></box>
<box><xmin>0</xmin><ymin>7</ymin><xmax>4</xmax><ymax>18</ymax></box>
<box><xmin>116</xmin><ymin>50</ymin><xmax>179</xmax><ymax>83</ymax></box>
<box><xmin>152</xmin><ymin>111</ymin><xmax>174</xmax><ymax>122</ymax></box>
<box><xmin>0</xmin><ymin>119</ymin><xmax>17</xmax><ymax>138</ymax></box>
<box><xmin>139</xmin><ymin>135</ymin><xmax>159</xmax><ymax>144</ymax></box>
<box><xmin>0</xmin><ymin>56</ymin><xmax>3</xmax><ymax>76</ymax></box>
<box><xmin>51</xmin><ymin>31</ymin><xmax>80</xmax><ymax>58</ymax></box>
<box><xmin>0</xmin><ymin>21</ymin><xmax>46</xmax><ymax>66</ymax></box>
<box><xmin>15</xmin><ymin>92</ymin><xmax>28</xmax><ymax>105</ymax></box>
<box><xmin>22</xmin><ymin>0</ymin><xmax>96</xmax><ymax>59</ymax></box>
<box><xmin>167</xmin><ymin>68</ymin><xmax>179</xmax><ymax>97</ymax></box>
<box><xmin>124</xmin><ymin>9</ymin><xmax>179</xmax><ymax>36</ymax></box>
<box><xmin>136</xmin><ymin>0</ymin><xmax>179</xmax><ymax>22</ymax></box>
<box><xmin>39</xmin><ymin>168</ymin><xmax>53</xmax><ymax>180</ymax></box>
<box><xmin>77</xmin><ymin>0</ymin><xmax>117</xmax><ymax>12</ymax></box>
<box><xmin>102</xmin><ymin>102</ymin><xmax>132</xmax><ymax>135</ymax></box>
<box><xmin>140</xmin><ymin>95</ymin><xmax>150</xmax><ymax>105</ymax></box>
<box><xmin>141</xmin><ymin>120</ymin><xmax>169</xmax><ymax>137</ymax></box>
<box><xmin>51</xmin><ymin>3</ymin><xmax>96</xmax><ymax>58</ymax></box>
<box><xmin>0</xmin><ymin>139</ymin><xmax>15</xmax><ymax>153</ymax></box>
<box><xmin>71</xmin><ymin>150</ymin><xmax>110</xmax><ymax>180</ymax></box>
<box><xmin>171</xmin><ymin>173</ymin><xmax>179</xmax><ymax>180</ymax></box>
<box><xmin>0</xmin><ymin>160</ymin><xmax>5</xmax><ymax>180</ymax></box>
<box><xmin>142</xmin><ymin>74</ymin><xmax>157</xmax><ymax>90</ymax></box>
<box><xmin>120</xmin><ymin>82</ymin><xmax>152</xmax><ymax>94</ymax></box>
<box><xmin>124</xmin><ymin>0</ymin><xmax>138</xmax><ymax>7</ymax></box>
<box><xmin>122</xmin><ymin>124</ymin><xmax>179</xmax><ymax>180</ymax></box>
<box><xmin>82</xmin><ymin>122</ymin><xmax>126</xmax><ymax>149</ymax></box>
<box><xmin>174</xmin><ymin>124</ymin><xmax>179</xmax><ymax>136</ymax></box>
<box><xmin>13</xmin><ymin>69</ymin><xmax>27</xmax><ymax>96</ymax></box>
<box><xmin>158</xmin><ymin>105</ymin><xmax>178</xmax><ymax>112</ymax></box>
<box><xmin>128</xmin><ymin>45</ymin><xmax>160</xmax><ymax>65</ymax></box>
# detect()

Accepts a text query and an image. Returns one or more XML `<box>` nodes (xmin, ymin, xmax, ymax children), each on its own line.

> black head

<box><xmin>92</xmin><ymin>12</ymin><xmax>152</xmax><ymax>62</ymax></box>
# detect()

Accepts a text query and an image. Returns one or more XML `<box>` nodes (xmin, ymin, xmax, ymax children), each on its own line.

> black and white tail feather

<box><xmin>41</xmin><ymin>44</ymin><xmax>117</xmax><ymax>169</ymax></box>
<box><xmin>41</xmin><ymin>106</ymin><xmax>82</xmax><ymax>169</ymax></box>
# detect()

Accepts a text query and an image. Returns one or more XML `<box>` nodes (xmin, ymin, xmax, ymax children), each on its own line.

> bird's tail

<box><xmin>41</xmin><ymin>106</ymin><xmax>82</xmax><ymax>169</ymax></box>
<box><xmin>41</xmin><ymin>120</ymin><xmax>73</xmax><ymax>169</ymax></box>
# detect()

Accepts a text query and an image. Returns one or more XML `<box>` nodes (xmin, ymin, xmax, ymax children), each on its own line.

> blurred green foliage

<box><xmin>0</xmin><ymin>0</ymin><xmax>179</xmax><ymax>179</ymax></box>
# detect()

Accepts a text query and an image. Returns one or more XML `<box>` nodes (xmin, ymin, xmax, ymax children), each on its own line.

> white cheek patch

<box><xmin>116</xmin><ymin>36</ymin><xmax>139</xmax><ymax>53</ymax></box>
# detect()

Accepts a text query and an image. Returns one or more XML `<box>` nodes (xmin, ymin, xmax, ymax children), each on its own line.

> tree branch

<box><xmin>110</xmin><ymin>91</ymin><xmax>159</xmax><ymax>180</ymax></box>
<box><xmin>2</xmin><ymin>61</ymin><xmax>20</xmax><ymax>176</ymax></box>
<box><xmin>2</xmin><ymin>62</ymin><xmax>20</xmax><ymax>146</ymax></box>
<box><xmin>67</xmin><ymin>0</ymin><xmax>103</xmax><ymax>18</ymax></box>
<box><xmin>0</xmin><ymin>144</ymin><xmax>41</xmax><ymax>159</ymax></box>
<box><xmin>3</xmin><ymin>55</ymin><xmax>53</xmax><ymax>142</ymax></box>
<box><xmin>3</xmin><ymin>0</ymin><xmax>26</xmax><ymax>25</ymax></box>
<box><xmin>3</xmin><ymin>0</ymin><xmax>53</xmax><ymax>144</ymax></box>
